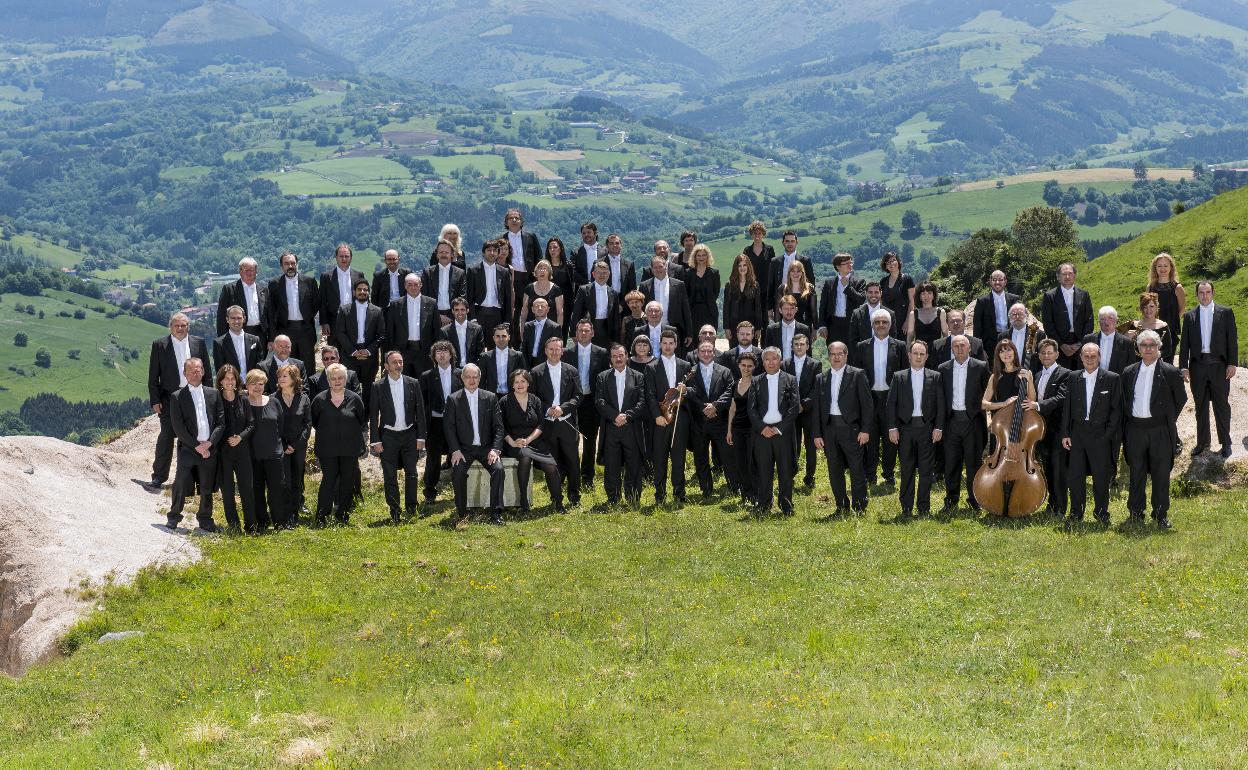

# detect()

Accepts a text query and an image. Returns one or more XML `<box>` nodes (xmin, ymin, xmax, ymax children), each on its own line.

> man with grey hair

<box><xmin>444</xmin><ymin>362</ymin><xmax>506</xmax><ymax>525</ymax></box>
<box><xmin>1121</xmin><ymin>329</ymin><xmax>1186</xmax><ymax>528</ymax></box>
<box><xmin>144</xmin><ymin>312</ymin><xmax>210</xmax><ymax>491</ymax></box>
<box><xmin>217</xmin><ymin>256</ymin><xmax>269</xmax><ymax>344</ymax></box>
<box><xmin>748</xmin><ymin>346</ymin><xmax>801</xmax><ymax>515</ymax></box>
<box><xmin>1082</xmin><ymin>305</ymin><xmax>1137</xmax><ymax>477</ymax></box>
<box><xmin>855</xmin><ymin>307</ymin><xmax>906</xmax><ymax>487</ymax></box>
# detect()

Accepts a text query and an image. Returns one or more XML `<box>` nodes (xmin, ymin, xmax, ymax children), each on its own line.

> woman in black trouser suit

<box><xmin>310</xmin><ymin>363</ymin><xmax>368</xmax><ymax>524</ymax></box>
<box><xmin>724</xmin><ymin>351</ymin><xmax>758</xmax><ymax>503</ymax></box>
<box><xmin>498</xmin><ymin>369</ymin><xmax>563</xmax><ymax>512</ymax></box>
<box><xmin>246</xmin><ymin>368</ymin><xmax>289</xmax><ymax>531</ymax></box>
<box><xmin>215</xmin><ymin>364</ymin><xmax>255</xmax><ymax>532</ymax></box>
<box><xmin>275</xmin><ymin>364</ymin><xmax>311</xmax><ymax>525</ymax></box>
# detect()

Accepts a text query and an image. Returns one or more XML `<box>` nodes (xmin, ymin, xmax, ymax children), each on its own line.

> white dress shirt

<box><xmin>781</xmin><ymin>321</ymin><xmax>795</xmax><ymax>360</ymax></box>
<box><xmin>909</xmin><ymin>368</ymin><xmax>925</xmax><ymax>417</ymax></box>
<box><xmin>1010</xmin><ymin>326</ymin><xmax>1027</xmax><ymax>360</ymax></box>
<box><xmin>649</xmin><ymin>324</ymin><xmax>663</xmax><ymax>358</ymax></box>
<box><xmin>700</xmin><ymin>362</ymin><xmax>714</xmax><ymax>395</ymax></box>
<box><xmin>992</xmin><ymin>290</ymin><xmax>1008</xmax><ymax>331</ymax></box>
<box><xmin>950</xmin><ymin>359</ymin><xmax>968</xmax><ymax>411</ymax></box>
<box><xmin>466</xmin><ymin>388</ymin><xmax>482</xmax><ymax>445</ymax></box>
<box><xmin>1199</xmin><ymin>303</ymin><xmax>1213</xmax><ymax>353</ymax></box>
<box><xmin>1037</xmin><ymin>363</ymin><xmax>1056</xmax><ymax>399</ymax></box>
<box><xmin>763</xmin><ymin>372</ymin><xmax>782</xmax><ymax>425</ymax></box>
<box><xmin>872</xmin><ymin>336</ymin><xmax>889</xmax><ymax>391</ymax></box>
<box><xmin>385</xmin><ymin>375</ymin><xmax>407</xmax><ymax>430</ymax></box>
<box><xmin>482</xmin><ymin>262</ymin><xmax>500</xmax><ymax>308</ymax></box>
<box><xmin>792</xmin><ymin>354</ymin><xmax>806</xmax><ymax>382</ymax></box>
<box><xmin>229</xmin><ymin>331</ymin><xmax>247</xmax><ymax>371</ymax></box>
<box><xmin>827</xmin><ymin>366</ymin><xmax>843</xmax><ymax>415</ymax></box>
<box><xmin>508</xmin><ymin>231</ymin><xmax>526</xmax><ymax>273</ymax></box>
<box><xmin>437</xmin><ymin>263</ymin><xmax>451</xmax><ymax>310</ymax></box>
<box><xmin>1061</xmin><ymin>285</ymin><xmax>1075</xmax><ymax>329</ymax></box>
<box><xmin>1098</xmin><ymin>332</ymin><xmax>1115</xmax><ymax>371</ymax></box>
<box><xmin>355</xmin><ymin>301</ymin><xmax>368</xmax><ymax>344</ymax></box>
<box><xmin>188</xmin><ymin>384</ymin><xmax>210</xmax><ymax>442</ymax></box>
<box><xmin>454</xmin><ymin>321</ymin><xmax>469</xmax><ymax>360</ymax></box>
<box><xmin>661</xmin><ymin>354</ymin><xmax>677</xmax><ymax>388</ymax></box>
<box><xmin>653</xmin><ymin>276</ymin><xmax>670</xmax><ymax>323</ymax></box>
<box><xmin>1083</xmin><ymin>370</ymin><xmax>1096</xmax><ymax>419</ymax></box>
<box><xmin>577</xmin><ymin>344</ymin><xmax>593</xmax><ymax>392</ymax></box>
<box><xmin>608</xmin><ymin>255</ymin><xmax>623</xmax><ymax>293</ymax></box>
<box><xmin>835</xmin><ymin>278</ymin><xmax>848</xmax><ymax>316</ymax></box>
<box><xmin>284</xmin><ymin>275</ymin><xmax>302</xmax><ymax>321</ymax></box>
<box><xmin>433</xmin><ymin>365</ymin><xmax>452</xmax><ymax>417</ymax></box>
<box><xmin>242</xmin><ymin>281</ymin><xmax>260</xmax><ymax>326</ymax></box>
<box><xmin>1132</xmin><ymin>361</ymin><xmax>1155</xmax><ymax>418</ymax></box>
<box><xmin>335</xmin><ymin>267</ymin><xmax>353</xmax><ymax>308</ymax></box>
<box><xmin>583</xmin><ymin>242</ymin><xmax>598</xmax><ymax>277</ymax></box>
<box><xmin>495</xmin><ymin>348</ymin><xmax>510</xmax><ymax>394</ymax></box>
<box><xmin>594</xmin><ymin>283</ymin><xmax>609</xmax><ymax>319</ymax></box>
<box><xmin>547</xmin><ymin>362</ymin><xmax>563</xmax><ymax>408</ymax></box>
<box><xmin>386</xmin><ymin>271</ymin><xmax>402</xmax><ymax>303</ymax></box>
<box><xmin>406</xmin><ymin>295</ymin><xmax>422</xmax><ymax>341</ymax></box>
<box><xmin>614</xmin><ymin>368</ymin><xmax>628</xmax><ymax>411</ymax></box>
<box><xmin>171</xmin><ymin>335</ymin><xmax>190</xmax><ymax>388</ymax></box>
<box><xmin>531</xmin><ymin>323</ymin><xmax>544</xmax><ymax>358</ymax></box>
<box><xmin>780</xmin><ymin>252</ymin><xmax>795</xmax><ymax>283</ymax></box>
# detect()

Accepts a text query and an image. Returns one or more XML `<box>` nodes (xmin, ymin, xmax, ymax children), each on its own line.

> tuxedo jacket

<box><xmin>385</xmin><ymin>294</ymin><xmax>438</xmax><ymax>353</ymax></box>
<box><xmin>479</xmin><ymin>347</ymin><xmax>527</xmax><ymax>394</ymax></box>
<box><xmin>439</xmin><ymin>321</ymin><xmax>485</xmax><ymax>368</ymax></box>
<box><xmin>258</xmin><ymin>355</ymin><xmax>307</xmax><ymax>395</ymax></box>
<box><xmin>443</xmin><ymin>388</ymin><xmax>504</xmax><ymax>453</ymax></box>
<box><xmin>419</xmin><ymin>366</ymin><xmax>463</xmax><ymax>418</ymax></box>
<box><xmin>818</xmin><ymin>276</ymin><xmax>865</xmax><ymax>332</ymax></box>
<box><xmin>571</xmin><ymin>283</ymin><xmax>622</xmax><ymax>334</ymax></box>
<box><xmin>1040</xmin><ymin>285</ymin><xmax>1094</xmax><ymax>345</ymax></box>
<box><xmin>522</xmin><ymin>318</ymin><xmax>562</xmax><ymax>367</ymax></box>
<box><xmin>501</xmin><ymin>230</ymin><xmax>542</xmax><ymax>275</ymax></box>
<box><xmin>318</xmin><ymin>267</ymin><xmax>366</xmax><ymax>331</ymax></box>
<box><xmin>685</xmin><ymin>361</ymin><xmax>735</xmax><ymax>433</ymax></box>
<box><xmin>784</xmin><ymin>356</ymin><xmax>823</xmax><ymax>414</ymax></box>
<box><xmin>997</xmin><ymin>326</ymin><xmax>1049</xmax><ymax>374</ymax></box>
<box><xmin>1179</xmin><ymin>303</ymin><xmax>1239</xmax><ymax>370</ymax></box>
<box><xmin>334</xmin><ymin>301</ymin><xmax>386</xmax><ymax>357</ymax></box>
<box><xmin>1081</xmin><ymin>331</ymin><xmax>1138</xmax><ymax>376</ymax></box>
<box><xmin>639</xmin><ymin>276</ymin><xmax>694</xmax><ymax>342</ymax></box>
<box><xmin>212</xmin><ymin>331</ymin><xmax>264</xmax><ymax>377</ymax></box>
<box><xmin>849</xmin><ymin>303</ymin><xmax>896</xmax><ymax>352</ymax></box>
<box><xmin>1060</xmin><ymin>369</ymin><xmax>1122</xmax><ymax>440</ymax></box>
<box><xmin>927</xmin><ymin>333</ymin><xmax>986</xmax><ymax>369</ymax></box>
<box><xmin>216</xmin><ymin>279</ymin><xmax>270</xmax><ymax>339</ymax></box>
<box><xmin>466</xmin><ymin>262</ymin><xmax>515</xmax><ymax>321</ymax></box>
<box><xmin>716</xmin><ymin>346</ymin><xmax>761</xmax><ymax>380</ymax></box>
<box><xmin>636</xmin><ymin>323</ymin><xmax>681</xmax><ymax>358</ymax></box>
<box><xmin>562</xmin><ymin>344</ymin><xmax>611</xmax><ymax>397</ymax></box>
<box><xmin>763</xmin><ymin>321</ymin><xmax>813</xmax><ymax>358</ymax></box>
<box><xmin>602</xmin><ymin>258</ymin><xmax>638</xmax><ymax>303</ymax></box>
<box><xmin>572</xmin><ymin>244</ymin><xmax>604</xmax><ymax>287</ymax></box>
<box><xmin>814</xmin><ymin>365</ymin><xmax>874</xmax><ymax>434</ymax></box>
<box><xmin>427</xmin><ymin>246</ymin><xmax>466</xmax><ymax>270</ymax></box>
<box><xmin>420</xmin><ymin>263</ymin><xmax>467</xmax><ymax>310</ymax></box>
<box><xmin>595</xmin><ymin>366</ymin><xmax>648</xmax><ymax>425</ymax></box>
<box><xmin>265</xmin><ymin>274</ymin><xmax>319</xmax><ymax>329</ymax></box>
<box><xmin>1121</xmin><ymin>360</ymin><xmax>1186</xmax><ymax>449</ymax></box>
<box><xmin>972</xmin><ymin>291</ymin><xmax>1021</xmax><ymax>345</ymax></box>
<box><xmin>645</xmin><ymin>356</ymin><xmax>694</xmax><ymax>420</ymax></box>
<box><xmin>530</xmin><ymin>361</ymin><xmax>583</xmax><ymax>428</ymax></box>
<box><xmin>371</xmin><ymin>267</ymin><xmax>412</xmax><ymax>309</ymax></box>
<box><xmin>885</xmin><ymin>368</ymin><xmax>946</xmax><ymax>431</ymax></box>
<box><xmin>747</xmin><ymin>370</ymin><xmax>801</xmax><ymax>435</ymax></box>
<box><xmin>936</xmin><ymin>357</ymin><xmax>990</xmax><ymax>420</ymax></box>
<box><xmin>369</xmin><ymin>374</ymin><xmax>427</xmax><ymax>444</ymax></box>
<box><xmin>1033</xmin><ymin>364</ymin><xmax>1072</xmax><ymax>439</ymax></box>
<box><xmin>855</xmin><ymin>336</ymin><xmax>908</xmax><ymax>391</ymax></box>
<box><xmin>168</xmin><ymin>384</ymin><xmax>224</xmax><ymax>451</ymax></box>
<box><xmin>765</xmin><ymin>254</ymin><xmax>815</xmax><ymax>309</ymax></box>
<box><xmin>148</xmin><ymin>334</ymin><xmax>211</xmax><ymax>405</ymax></box>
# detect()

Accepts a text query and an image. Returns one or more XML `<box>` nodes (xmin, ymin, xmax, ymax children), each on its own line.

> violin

<box><xmin>972</xmin><ymin>372</ymin><xmax>1047</xmax><ymax>517</ymax></box>
<box><xmin>657</xmin><ymin>368</ymin><xmax>697</xmax><ymax>424</ymax></box>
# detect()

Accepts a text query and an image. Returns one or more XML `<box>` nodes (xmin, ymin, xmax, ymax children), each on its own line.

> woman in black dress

<box><xmin>621</xmin><ymin>291</ymin><xmax>649</xmax><ymax>346</ymax></box>
<box><xmin>722</xmin><ymin>253</ymin><xmax>765</xmax><ymax>348</ymax></box>
<box><xmin>545</xmin><ymin>237</ymin><xmax>576</xmax><ymax>310</ymax></box>
<box><xmin>742</xmin><ymin>221</ymin><xmax>775</xmax><ymax>294</ymax></box>
<box><xmin>724</xmin><ymin>351</ymin><xmax>758</xmax><ymax>503</ymax></box>
<box><xmin>629</xmin><ymin>335</ymin><xmax>656</xmax><ymax>465</ymax></box>
<box><xmin>246</xmin><ymin>368</ymin><xmax>288</xmax><ymax>532</ymax></box>
<box><xmin>908</xmin><ymin>281</ymin><xmax>946</xmax><ymax>350</ymax></box>
<box><xmin>215</xmin><ymin>364</ymin><xmax>255</xmax><ymax>533</ymax></box>
<box><xmin>773</xmin><ymin>259</ymin><xmax>817</xmax><ymax>327</ymax></box>
<box><xmin>276</xmin><ymin>363</ymin><xmax>311</xmax><ymax>526</ymax></box>
<box><xmin>880</xmin><ymin>252</ymin><xmax>915</xmax><ymax>341</ymax></box>
<box><xmin>499</xmin><ymin>369</ymin><xmax>564</xmax><ymax>512</ymax></box>
<box><xmin>1146</xmin><ymin>252</ymin><xmax>1185</xmax><ymax>364</ymax></box>
<box><xmin>982</xmin><ymin>339</ymin><xmax>1036</xmax><ymax>415</ymax></box>
<box><xmin>520</xmin><ymin>258</ymin><xmax>565</xmax><ymax>331</ymax></box>
<box><xmin>685</xmin><ymin>243</ymin><xmax>721</xmax><ymax>335</ymax></box>
<box><xmin>309</xmin><ymin>363</ymin><xmax>368</xmax><ymax>525</ymax></box>
<box><xmin>1125</xmin><ymin>291</ymin><xmax>1174</xmax><ymax>362</ymax></box>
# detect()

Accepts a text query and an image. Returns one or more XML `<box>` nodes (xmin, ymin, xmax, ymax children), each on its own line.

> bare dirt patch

<box><xmin>496</xmin><ymin>144</ymin><xmax>583</xmax><ymax>180</ymax></box>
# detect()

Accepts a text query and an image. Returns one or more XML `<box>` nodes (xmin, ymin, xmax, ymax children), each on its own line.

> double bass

<box><xmin>972</xmin><ymin>373</ymin><xmax>1047</xmax><ymax>517</ymax></box>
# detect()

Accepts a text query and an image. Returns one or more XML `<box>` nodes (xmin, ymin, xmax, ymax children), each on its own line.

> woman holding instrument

<box><xmin>976</xmin><ymin>339</ymin><xmax>1044</xmax><ymax>517</ymax></box>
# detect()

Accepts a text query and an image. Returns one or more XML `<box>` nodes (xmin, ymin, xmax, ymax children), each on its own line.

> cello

<box><xmin>972</xmin><ymin>373</ymin><xmax>1047</xmax><ymax>517</ymax></box>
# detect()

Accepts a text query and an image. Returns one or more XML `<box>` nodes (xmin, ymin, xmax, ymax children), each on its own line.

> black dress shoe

<box><xmin>489</xmin><ymin>510</ymin><xmax>504</xmax><ymax>525</ymax></box>
<box><xmin>1220</xmin><ymin>446</ymin><xmax>1233</xmax><ymax>459</ymax></box>
<box><xmin>1094</xmin><ymin>512</ymin><xmax>1111</xmax><ymax>525</ymax></box>
<box><xmin>165</xmin><ymin>516</ymin><xmax>181</xmax><ymax>530</ymax></box>
<box><xmin>1191</xmin><ymin>445</ymin><xmax>1209</xmax><ymax>458</ymax></box>
<box><xmin>197</xmin><ymin>520</ymin><xmax>220</xmax><ymax>533</ymax></box>
<box><xmin>1155</xmin><ymin>516</ymin><xmax>1172</xmax><ymax>529</ymax></box>
<box><xmin>1127</xmin><ymin>510</ymin><xmax>1145</xmax><ymax>521</ymax></box>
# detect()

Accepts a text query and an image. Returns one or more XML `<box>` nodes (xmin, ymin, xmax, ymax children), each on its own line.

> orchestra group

<box><xmin>143</xmin><ymin>210</ymin><xmax>1238</xmax><ymax>533</ymax></box>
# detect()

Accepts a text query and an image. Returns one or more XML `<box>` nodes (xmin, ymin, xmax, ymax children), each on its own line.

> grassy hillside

<box><xmin>1</xmin><ymin>471</ymin><xmax>1246</xmax><ymax>767</ymax></box>
<box><xmin>1081</xmin><ymin>184</ymin><xmax>1248</xmax><ymax>361</ymax></box>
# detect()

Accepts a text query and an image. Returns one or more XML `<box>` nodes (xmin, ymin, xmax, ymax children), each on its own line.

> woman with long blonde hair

<box><xmin>1146</xmin><ymin>252</ymin><xmax>1185</xmax><ymax>362</ymax></box>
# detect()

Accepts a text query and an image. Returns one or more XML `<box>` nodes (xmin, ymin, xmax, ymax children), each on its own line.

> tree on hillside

<box><xmin>34</xmin><ymin>348</ymin><xmax>51</xmax><ymax>368</ymax></box>
<box><xmin>1133</xmin><ymin>159</ymin><xmax>1148</xmax><ymax>180</ymax></box>
<box><xmin>1011</xmin><ymin>205</ymin><xmax>1084</xmax><ymax>304</ymax></box>
<box><xmin>870</xmin><ymin>220</ymin><xmax>893</xmax><ymax>240</ymax></box>
<box><xmin>900</xmin><ymin>209</ymin><xmax>922</xmax><ymax>239</ymax></box>
<box><xmin>929</xmin><ymin>229</ymin><xmax>1015</xmax><ymax>310</ymax></box>
<box><xmin>1042</xmin><ymin>179</ymin><xmax>1062</xmax><ymax>206</ymax></box>
<box><xmin>14</xmin><ymin>332</ymin><xmax>28</xmax><ymax>347</ymax></box>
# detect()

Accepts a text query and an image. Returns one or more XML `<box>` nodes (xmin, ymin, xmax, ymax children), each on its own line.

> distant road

<box><xmin>955</xmin><ymin>167</ymin><xmax>1194</xmax><ymax>191</ymax></box>
<box><xmin>496</xmin><ymin>145</ymin><xmax>583</xmax><ymax>180</ymax></box>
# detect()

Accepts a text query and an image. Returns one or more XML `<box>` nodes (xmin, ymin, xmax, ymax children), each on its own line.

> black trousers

<box><xmin>151</xmin><ymin>397</ymin><xmax>175</xmax><ymax>484</ymax></box>
<box><xmin>218</xmin><ymin>445</ymin><xmax>256</xmax><ymax>531</ymax></box>
<box><xmin>424</xmin><ymin>414</ymin><xmax>449</xmax><ymax>500</ymax></box>
<box><xmin>753</xmin><ymin>429</ymin><xmax>795</xmax><ymax>512</ymax></box>
<box><xmin>504</xmin><ymin>445</ymin><xmax>562</xmax><ymax>508</ymax></box>
<box><xmin>652</xmin><ymin>415</ymin><xmax>690</xmax><ymax>500</ymax></box>
<box><xmin>317</xmin><ymin>454</ymin><xmax>359</xmax><ymax>522</ymax></box>
<box><xmin>452</xmin><ymin>446</ymin><xmax>505</xmax><ymax>516</ymax></box>
<box><xmin>1067</xmin><ymin>426</ymin><xmax>1112</xmax><ymax>518</ymax></box>
<box><xmin>577</xmin><ymin>400</ymin><xmax>601</xmax><ymax>485</ymax></box>
<box><xmin>866</xmin><ymin>390</ymin><xmax>897</xmax><ymax>483</ymax></box>
<box><xmin>251</xmin><ymin>455</ymin><xmax>288</xmax><ymax>529</ymax></box>
<box><xmin>1125</xmin><ymin>418</ymin><xmax>1175</xmax><ymax>518</ymax></box>
<box><xmin>692</xmin><ymin>419</ymin><xmax>733</xmax><ymax>495</ymax></box>
<box><xmin>277</xmin><ymin>322</ymin><xmax>317</xmax><ymax>370</ymax></box>
<box><xmin>170</xmin><ymin>445</ymin><xmax>217</xmax><ymax>524</ymax></box>
<box><xmin>344</xmin><ymin>354</ymin><xmax>379</xmax><ymax>410</ymax></box>
<box><xmin>283</xmin><ymin>441</ymin><xmax>308</xmax><ymax>521</ymax></box>
<box><xmin>727</xmin><ymin>420</ymin><xmax>754</xmax><ymax>500</ymax></box>
<box><xmin>601</xmin><ymin>422</ymin><xmax>644</xmax><ymax>502</ymax></box>
<box><xmin>1038</xmin><ymin>436</ymin><xmax>1068</xmax><ymax>515</ymax></box>
<box><xmin>381</xmin><ymin>427</ymin><xmax>422</xmax><ymax>515</ymax></box>
<box><xmin>897</xmin><ymin>423</ymin><xmax>936</xmax><ymax>513</ymax></box>
<box><xmin>821</xmin><ymin>419</ymin><xmax>868</xmax><ymax>510</ymax></box>
<box><xmin>792</xmin><ymin>407</ymin><xmax>817</xmax><ymax>485</ymax></box>
<box><xmin>399</xmin><ymin>341</ymin><xmax>431</xmax><ymax>380</ymax></box>
<box><xmin>943</xmin><ymin>411</ymin><xmax>984</xmax><ymax>509</ymax></box>
<box><xmin>826</xmin><ymin>316</ymin><xmax>852</xmax><ymax>348</ymax></box>
<box><xmin>544</xmin><ymin>419</ymin><xmax>582</xmax><ymax>503</ymax></box>
<box><xmin>1192</xmin><ymin>360</ymin><xmax>1231</xmax><ymax>449</ymax></box>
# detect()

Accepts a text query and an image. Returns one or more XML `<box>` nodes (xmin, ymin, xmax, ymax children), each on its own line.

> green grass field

<box><xmin>5</xmin><ymin>234</ymin><xmax>158</xmax><ymax>280</ymax></box>
<box><xmin>1</xmin><ymin>456</ymin><xmax>1246</xmax><ymax>767</ymax></box>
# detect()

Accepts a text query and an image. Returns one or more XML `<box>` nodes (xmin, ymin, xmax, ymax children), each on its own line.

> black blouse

<box><xmin>524</xmin><ymin>281</ymin><xmax>565</xmax><ymax>324</ymax></box>
<box><xmin>310</xmin><ymin>389</ymin><xmax>367</xmax><ymax>458</ymax></box>
<box><xmin>279</xmin><ymin>391</ymin><xmax>311</xmax><ymax>449</ymax></box>
<box><xmin>249</xmin><ymin>398</ymin><xmax>285</xmax><ymax>461</ymax></box>
<box><xmin>881</xmin><ymin>274</ymin><xmax>915</xmax><ymax>319</ymax></box>
<box><xmin>500</xmin><ymin>393</ymin><xmax>550</xmax><ymax>452</ymax></box>
<box><xmin>221</xmin><ymin>393</ymin><xmax>254</xmax><ymax>452</ymax></box>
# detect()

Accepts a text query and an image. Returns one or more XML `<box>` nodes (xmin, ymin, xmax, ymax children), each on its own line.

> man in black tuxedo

<box><xmin>371</xmin><ymin>248</ymin><xmax>411</xmax><ymax>310</ymax></box>
<box><xmin>595</xmin><ymin>342</ymin><xmax>648</xmax><ymax>504</ymax></box>
<box><xmin>640</xmin><ymin>239</ymin><xmax>684</xmax><ymax>282</ymax></box>
<box><xmin>216</xmin><ymin>257</ymin><xmax>269</xmax><ymax>344</ymax></box>
<box><xmin>972</xmin><ymin>270</ymin><xmax>1019</xmax><ymax>346</ymax></box>
<box><xmin>785</xmin><ymin>334</ymin><xmax>822</xmax><ymax>487</ymax></box>
<box><xmin>717</xmin><ymin>322</ymin><xmax>761</xmax><ymax>378</ymax></box>
<box><xmin>387</xmin><ymin>273</ymin><xmax>437</xmax><ymax>380</ymax></box>
<box><xmin>848</xmin><ymin>282</ymin><xmax>894</xmax><ymax>362</ymax></box>
<box><xmin>927</xmin><ymin>309</ymin><xmax>986</xmax><ymax>369</ymax></box>
<box><xmin>305</xmin><ymin>346</ymin><xmax>360</xmax><ymax>401</ymax></box>
<box><xmin>213</xmin><ymin>305</ymin><xmax>264</xmax><ymax>377</ymax></box>
<box><xmin>1083</xmin><ymin>305</ymin><xmax>1137</xmax><ymax>475</ymax></box>
<box><xmin>165</xmin><ymin>357</ymin><xmax>224</xmax><ymax>531</ymax></box>
<box><xmin>266</xmin><ymin>251</ymin><xmax>319</xmax><ymax>366</ymax></box>
<box><xmin>686</xmin><ymin>325</ymin><xmax>719</xmax><ymax>367</ymax></box>
<box><xmin>639</xmin><ymin>301</ymin><xmax>679</xmax><ymax>364</ymax></box>
<box><xmin>814</xmin><ymin>341</ymin><xmax>873</xmax><ymax>513</ymax></box>
<box><xmin>257</xmin><ymin>335</ymin><xmax>307</xmax><ymax>395</ymax></box>
<box><xmin>564</xmin><ymin>319</ymin><xmax>610</xmax><ymax>489</ymax></box>
<box><xmin>640</xmin><ymin>255</ymin><xmax>694</xmax><ymax>353</ymax></box>
<box><xmin>467</xmin><ymin>239</ymin><xmax>513</xmax><ymax>337</ymax></box>
<box><xmin>886</xmin><ymin>341</ymin><xmax>946</xmax><ymax>516</ymax></box>
<box><xmin>444</xmin><ymin>363</ymin><xmax>506</xmax><ymax>525</ymax></box>
<box><xmin>937</xmin><ymin>335</ymin><xmax>989</xmax><ymax>513</ymax></box>
<box><xmin>686</xmin><ymin>340</ymin><xmax>735</xmax><ymax>500</ymax></box>
<box><xmin>145</xmin><ymin>312</ymin><xmax>210</xmax><ymax>491</ymax></box>
<box><xmin>646</xmin><ymin>330</ymin><xmax>694</xmax><ymax>504</ymax></box>
<box><xmin>764</xmin><ymin>295</ymin><xmax>812</xmax><ymax>363</ymax></box>
<box><xmin>817</xmin><ymin>252</ymin><xmax>864</xmax><ymax>350</ymax></box>
<box><xmin>764</xmin><ymin>232</ymin><xmax>815</xmax><ymax>318</ymax></box>
<box><xmin>420</xmin><ymin>341</ymin><xmax>462</xmax><ymax>506</ymax></box>
<box><xmin>532</xmin><ymin>337</ymin><xmax>584</xmax><ymax>506</ymax></box>
<box><xmin>502</xmin><ymin>207</ymin><xmax>541</xmax><ymax>299</ymax></box>
<box><xmin>601</xmin><ymin>233</ymin><xmax>637</xmax><ymax>312</ymax></box>
<box><xmin>1061</xmin><ymin>343</ymin><xmax>1123</xmax><ymax>524</ymax></box>
<box><xmin>439</xmin><ymin>297</ymin><xmax>485</xmax><ymax>370</ymax></box>
<box><xmin>572</xmin><ymin>221</ymin><xmax>601</xmax><ymax>288</ymax></box>
<box><xmin>369</xmin><ymin>350</ymin><xmax>427</xmax><ymax>523</ymax></box>
<box><xmin>480</xmin><ymin>324</ymin><xmax>526</xmax><ymax>396</ymax></box>
<box><xmin>748</xmin><ymin>347</ymin><xmax>802</xmax><ymax>515</ymax></box>
<box><xmin>335</xmin><ymin>278</ymin><xmax>385</xmax><ymax>411</ymax></box>
<box><xmin>1122</xmin><ymin>330</ymin><xmax>1187</xmax><ymax>528</ymax></box>
<box><xmin>856</xmin><ymin>309</ymin><xmax>907</xmax><ymax>487</ymax></box>
<box><xmin>522</xmin><ymin>297</ymin><xmax>561</xmax><ymax>368</ymax></box>
<box><xmin>572</xmin><ymin>260</ymin><xmax>622</xmax><ymax>347</ymax></box>
<box><xmin>998</xmin><ymin>303</ymin><xmax>1047</xmax><ymax>374</ymax></box>
<box><xmin>1027</xmin><ymin>340</ymin><xmax>1073</xmax><ymax>518</ymax></box>
<box><xmin>319</xmin><ymin>243</ymin><xmax>365</xmax><ymax>343</ymax></box>
<box><xmin>1040</xmin><ymin>262</ymin><xmax>1094</xmax><ymax>368</ymax></box>
<box><xmin>423</xmin><ymin>240</ymin><xmax>468</xmax><ymax>327</ymax></box>
<box><xmin>1179</xmin><ymin>280</ymin><xmax>1239</xmax><ymax>458</ymax></box>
